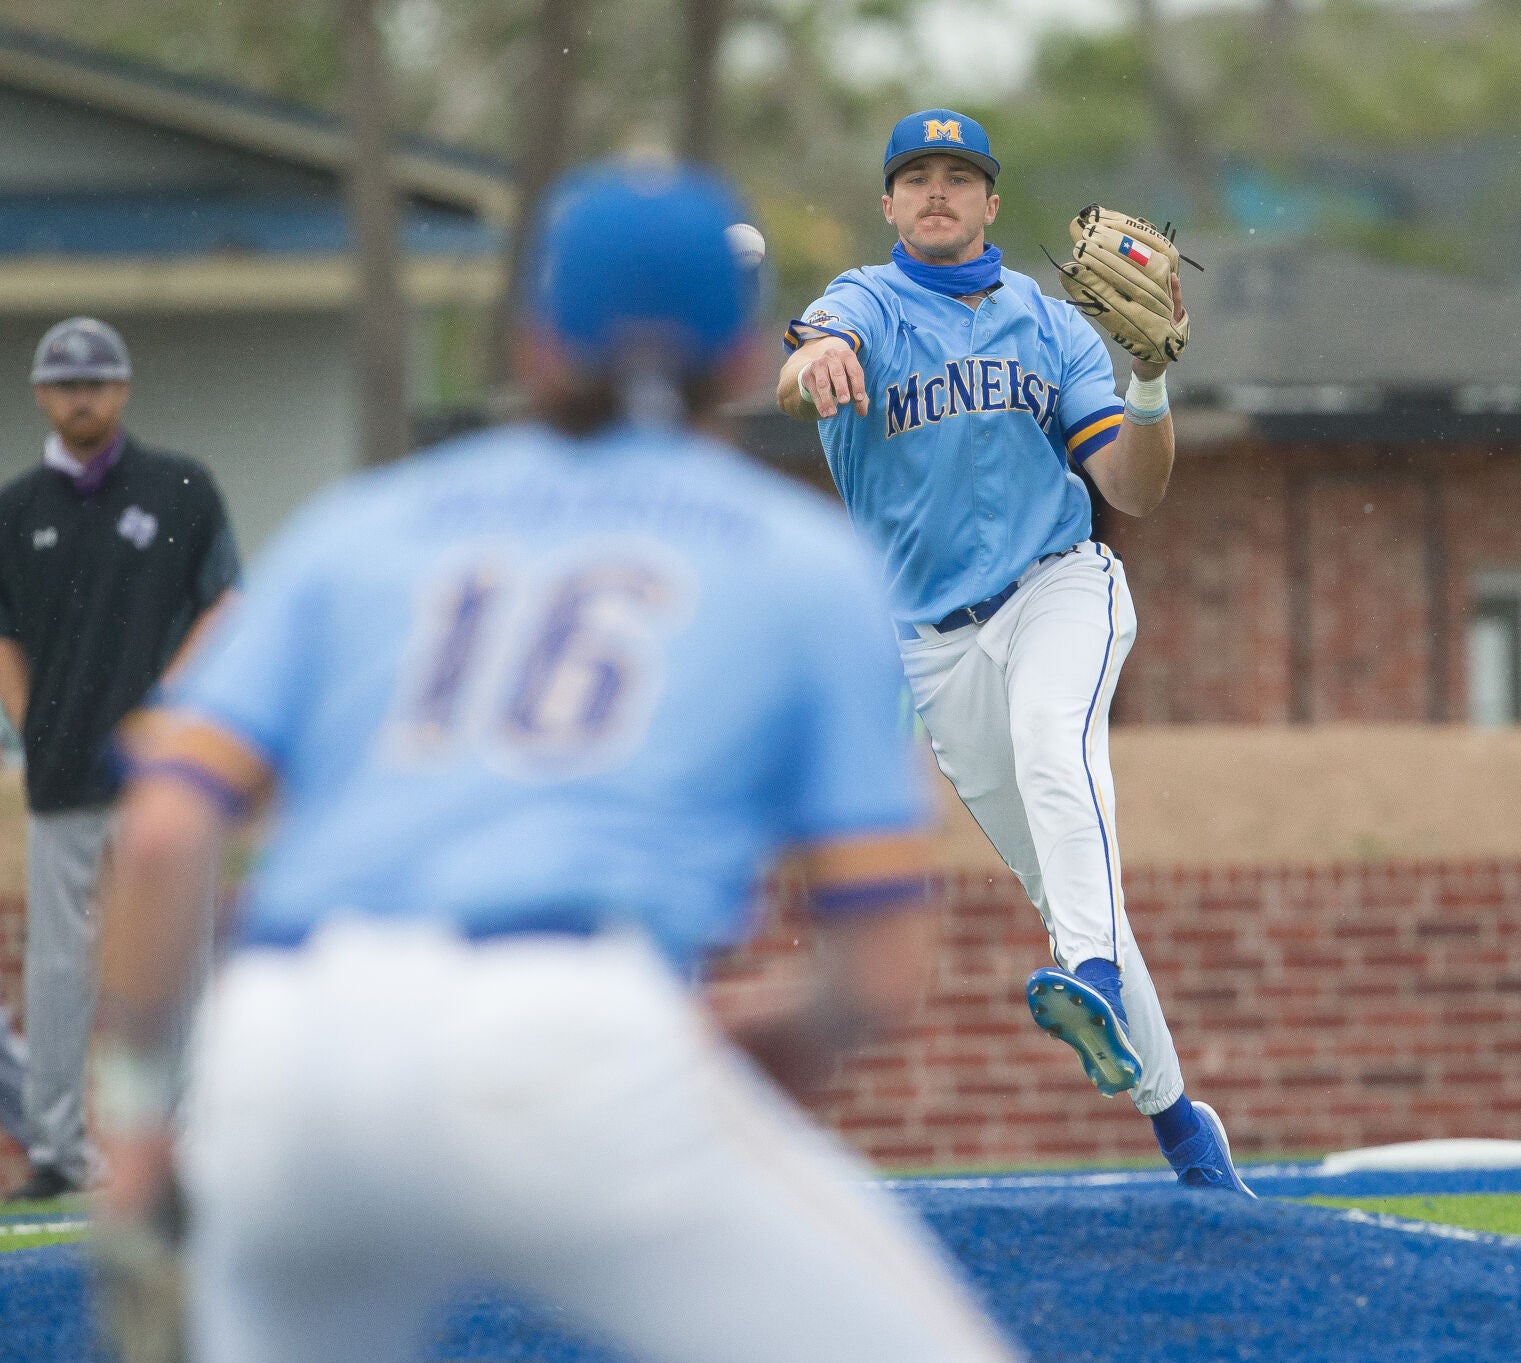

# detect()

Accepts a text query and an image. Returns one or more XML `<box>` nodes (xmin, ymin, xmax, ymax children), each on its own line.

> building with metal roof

<box><xmin>0</xmin><ymin>23</ymin><xmax>509</xmax><ymax>549</ymax></box>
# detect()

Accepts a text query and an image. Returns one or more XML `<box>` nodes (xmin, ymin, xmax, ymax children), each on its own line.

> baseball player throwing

<box><xmin>777</xmin><ymin>108</ymin><xmax>1251</xmax><ymax>1193</ymax></box>
<box><xmin>93</xmin><ymin>161</ymin><xmax>1024</xmax><ymax>1363</ymax></box>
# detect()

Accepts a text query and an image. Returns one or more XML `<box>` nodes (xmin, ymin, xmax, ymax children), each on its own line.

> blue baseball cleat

<box><xmin>1166</xmin><ymin>1101</ymin><xmax>1256</xmax><ymax>1196</ymax></box>
<box><xmin>1026</xmin><ymin>966</ymin><xmax>1143</xmax><ymax>1097</ymax></box>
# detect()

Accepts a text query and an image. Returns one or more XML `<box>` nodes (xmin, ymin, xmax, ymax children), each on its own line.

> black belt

<box><xmin>241</xmin><ymin>904</ymin><xmax>608</xmax><ymax>950</ymax></box>
<box><xmin>897</xmin><ymin>549</ymin><xmax>1076</xmax><ymax>640</ymax></box>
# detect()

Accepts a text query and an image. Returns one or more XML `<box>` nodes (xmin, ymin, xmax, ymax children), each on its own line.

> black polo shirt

<box><xmin>0</xmin><ymin>436</ymin><xmax>240</xmax><ymax>812</ymax></box>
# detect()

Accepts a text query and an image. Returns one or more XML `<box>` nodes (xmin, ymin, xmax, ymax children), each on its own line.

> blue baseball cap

<box><xmin>883</xmin><ymin>109</ymin><xmax>1000</xmax><ymax>190</ymax></box>
<box><xmin>30</xmin><ymin>317</ymin><xmax>131</xmax><ymax>384</ymax></box>
<box><xmin>529</xmin><ymin>159</ymin><xmax>757</xmax><ymax>374</ymax></box>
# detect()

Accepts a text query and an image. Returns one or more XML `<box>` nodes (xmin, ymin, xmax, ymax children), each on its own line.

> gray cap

<box><xmin>30</xmin><ymin>317</ymin><xmax>132</xmax><ymax>385</ymax></box>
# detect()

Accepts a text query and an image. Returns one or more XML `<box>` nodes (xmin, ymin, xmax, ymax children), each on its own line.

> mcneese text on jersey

<box><xmin>885</xmin><ymin>357</ymin><xmax>1059</xmax><ymax>438</ymax></box>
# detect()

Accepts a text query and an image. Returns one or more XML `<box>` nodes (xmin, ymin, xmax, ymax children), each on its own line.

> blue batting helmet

<box><xmin>30</xmin><ymin>317</ymin><xmax>132</xmax><ymax>384</ymax></box>
<box><xmin>528</xmin><ymin>159</ymin><xmax>758</xmax><ymax>374</ymax></box>
<box><xmin>883</xmin><ymin>109</ymin><xmax>1000</xmax><ymax>190</ymax></box>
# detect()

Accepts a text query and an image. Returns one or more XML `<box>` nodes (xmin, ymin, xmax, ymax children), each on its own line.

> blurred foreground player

<box><xmin>95</xmin><ymin>162</ymin><xmax>1023</xmax><ymax>1363</ymax></box>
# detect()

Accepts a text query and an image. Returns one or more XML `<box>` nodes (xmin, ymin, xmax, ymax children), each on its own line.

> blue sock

<box><xmin>1072</xmin><ymin>957</ymin><xmax>1127</xmax><ymax>1029</ymax></box>
<box><xmin>1151</xmin><ymin>1093</ymin><xmax>1202</xmax><ymax>1155</ymax></box>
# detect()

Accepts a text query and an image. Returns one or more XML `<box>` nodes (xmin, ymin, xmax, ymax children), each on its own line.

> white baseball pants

<box><xmin>898</xmin><ymin>542</ymin><xmax>1184</xmax><ymax>1115</ymax></box>
<box><xmin>182</xmin><ymin>922</ymin><xmax>1021</xmax><ymax>1363</ymax></box>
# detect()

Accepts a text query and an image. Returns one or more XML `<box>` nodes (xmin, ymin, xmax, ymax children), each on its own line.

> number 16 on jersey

<box><xmin>386</xmin><ymin>539</ymin><xmax>693</xmax><ymax>780</ymax></box>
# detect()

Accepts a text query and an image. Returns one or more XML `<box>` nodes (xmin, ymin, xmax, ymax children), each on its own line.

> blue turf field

<box><xmin>4</xmin><ymin>1166</ymin><xmax>1518</xmax><ymax>1362</ymax></box>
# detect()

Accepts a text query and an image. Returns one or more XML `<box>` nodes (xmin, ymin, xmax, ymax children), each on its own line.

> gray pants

<box><xmin>0</xmin><ymin>1003</ymin><xmax>26</xmax><ymax>1146</ymax></box>
<box><xmin>24</xmin><ymin>807</ymin><xmax>112</xmax><ymax>1181</ymax></box>
<box><xmin>23</xmin><ymin>806</ymin><xmax>213</xmax><ymax>1183</ymax></box>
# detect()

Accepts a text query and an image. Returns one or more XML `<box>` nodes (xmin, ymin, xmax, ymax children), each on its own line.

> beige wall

<box><xmin>932</xmin><ymin>723</ymin><xmax>1521</xmax><ymax>872</ymax></box>
<box><xmin>0</xmin><ymin>724</ymin><xmax>1512</xmax><ymax>896</ymax></box>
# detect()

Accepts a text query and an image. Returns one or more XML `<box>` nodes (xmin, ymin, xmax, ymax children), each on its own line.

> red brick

<box><xmin>1279</xmin><ymin>1071</ymin><xmax>1346</xmax><ymax>1091</ymax></box>
<box><xmin>1440</xmin><ymin>1070</ymin><xmax>1504</xmax><ymax>1087</ymax></box>
<box><xmin>1415</xmin><ymin>919</ymin><xmax>1483</xmax><ymax>938</ymax></box>
<box><xmin>5</xmin><ymin>852</ymin><xmax>1515</xmax><ymax>1171</ymax></box>
<box><xmin>1440</xmin><ymin>1009</ymin><xmax>1505</xmax><ymax>1026</ymax></box>
<box><xmin>1331</xmin><ymin>922</ymin><xmax>1400</xmax><ymax>941</ymax></box>
<box><xmin>1359</xmin><ymin>1068</ymin><xmax>1426</xmax><ymax>1088</ymax></box>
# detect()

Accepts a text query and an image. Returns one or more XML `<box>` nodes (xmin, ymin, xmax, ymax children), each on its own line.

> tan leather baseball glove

<box><xmin>1052</xmin><ymin>205</ymin><xmax>1194</xmax><ymax>365</ymax></box>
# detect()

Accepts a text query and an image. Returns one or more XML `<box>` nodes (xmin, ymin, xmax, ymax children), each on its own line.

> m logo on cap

<box><xmin>923</xmin><ymin>119</ymin><xmax>964</xmax><ymax>145</ymax></box>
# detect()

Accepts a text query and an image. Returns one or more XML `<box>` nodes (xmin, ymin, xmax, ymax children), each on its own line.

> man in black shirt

<box><xmin>0</xmin><ymin>317</ymin><xmax>239</xmax><ymax>1200</ymax></box>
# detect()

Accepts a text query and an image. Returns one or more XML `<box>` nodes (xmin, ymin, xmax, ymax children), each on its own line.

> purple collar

<box><xmin>44</xmin><ymin>431</ymin><xmax>126</xmax><ymax>496</ymax></box>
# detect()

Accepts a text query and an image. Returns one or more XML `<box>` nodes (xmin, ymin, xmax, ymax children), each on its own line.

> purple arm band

<box><xmin>811</xmin><ymin>876</ymin><xmax>928</xmax><ymax>917</ymax></box>
<box><xmin>783</xmin><ymin>320</ymin><xmax>863</xmax><ymax>355</ymax></box>
<box><xmin>128</xmin><ymin>758</ymin><xmax>249</xmax><ymax>820</ymax></box>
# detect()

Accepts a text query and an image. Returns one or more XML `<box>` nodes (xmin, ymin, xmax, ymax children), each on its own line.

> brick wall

<box><xmin>1</xmin><ymin>861</ymin><xmax>1516</xmax><ymax>1182</ymax></box>
<box><xmin>734</xmin><ymin>861</ymin><xmax>1521</xmax><ymax>1168</ymax></box>
<box><xmin>1105</xmin><ymin>442</ymin><xmax>1521</xmax><ymax>724</ymax></box>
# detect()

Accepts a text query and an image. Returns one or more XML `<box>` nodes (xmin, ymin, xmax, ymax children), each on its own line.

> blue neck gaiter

<box><xmin>891</xmin><ymin>241</ymin><xmax>1003</xmax><ymax>297</ymax></box>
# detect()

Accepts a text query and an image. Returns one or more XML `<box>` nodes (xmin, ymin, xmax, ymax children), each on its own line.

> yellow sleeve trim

<box><xmin>1066</xmin><ymin>411</ymin><xmax>1123</xmax><ymax>452</ymax></box>
<box><xmin>783</xmin><ymin>324</ymin><xmax>864</xmax><ymax>355</ymax></box>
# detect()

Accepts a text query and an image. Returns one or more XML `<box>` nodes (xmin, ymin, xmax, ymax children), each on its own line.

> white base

<box><xmin>1319</xmin><ymin>1139</ymin><xmax>1521</xmax><ymax>1174</ymax></box>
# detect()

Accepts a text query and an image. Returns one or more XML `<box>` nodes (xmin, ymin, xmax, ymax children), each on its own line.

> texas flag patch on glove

<box><xmin>1118</xmin><ymin>235</ymin><xmax>1151</xmax><ymax>267</ymax></box>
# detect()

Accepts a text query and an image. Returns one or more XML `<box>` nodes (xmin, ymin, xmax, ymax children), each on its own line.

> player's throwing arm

<box><xmin>779</xmin><ymin>337</ymin><xmax>870</xmax><ymax>420</ymax></box>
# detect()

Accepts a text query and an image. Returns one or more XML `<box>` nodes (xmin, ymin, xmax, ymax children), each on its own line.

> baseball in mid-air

<box><xmin>726</xmin><ymin>222</ymin><xmax>766</xmax><ymax>268</ymax></box>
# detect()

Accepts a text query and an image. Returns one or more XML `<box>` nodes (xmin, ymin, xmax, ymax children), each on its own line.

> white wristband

<box><xmin>94</xmin><ymin>1039</ymin><xmax>176</xmax><ymax>1135</ymax></box>
<box><xmin>797</xmin><ymin>368</ymin><xmax>816</xmax><ymax>407</ymax></box>
<box><xmin>1124</xmin><ymin>370</ymin><xmax>1169</xmax><ymax>425</ymax></box>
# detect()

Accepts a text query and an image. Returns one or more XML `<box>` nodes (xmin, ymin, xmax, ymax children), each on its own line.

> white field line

<box><xmin>881</xmin><ymin>1170</ymin><xmax>1174</xmax><ymax>1191</ymax></box>
<box><xmin>881</xmin><ymin>1165</ymin><xmax>1332</xmax><ymax>1191</ymax></box>
<box><xmin>0</xmin><ymin>1218</ymin><xmax>85</xmax><ymax>1239</ymax></box>
<box><xmin>1334</xmin><ymin>1207</ymin><xmax>1521</xmax><ymax>1251</ymax></box>
<box><xmin>882</xmin><ymin>1163</ymin><xmax>1521</xmax><ymax>1193</ymax></box>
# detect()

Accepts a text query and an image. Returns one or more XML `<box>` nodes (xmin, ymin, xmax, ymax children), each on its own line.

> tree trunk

<box><xmin>1257</xmin><ymin>0</ymin><xmax>1302</xmax><ymax>167</ymax></box>
<box><xmin>1128</xmin><ymin>0</ymin><xmax>1215</xmax><ymax>225</ymax></box>
<box><xmin>680</xmin><ymin>0</ymin><xmax>727</xmax><ymax>165</ymax></box>
<box><xmin>487</xmin><ymin>0</ymin><xmax>584</xmax><ymax>400</ymax></box>
<box><xmin>339</xmin><ymin>0</ymin><xmax>409</xmax><ymax>466</ymax></box>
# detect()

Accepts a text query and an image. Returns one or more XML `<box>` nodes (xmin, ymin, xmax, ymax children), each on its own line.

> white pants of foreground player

<box><xmin>182</xmin><ymin>921</ymin><xmax>1021</xmax><ymax>1363</ymax></box>
<box><xmin>898</xmin><ymin>541</ymin><xmax>1184</xmax><ymax>1116</ymax></box>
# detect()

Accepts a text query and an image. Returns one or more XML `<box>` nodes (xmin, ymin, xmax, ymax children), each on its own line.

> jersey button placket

<box><xmin>968</xmin><ymin>308</ymin><xmax>1000</xmax><ymax>569</ymax></box>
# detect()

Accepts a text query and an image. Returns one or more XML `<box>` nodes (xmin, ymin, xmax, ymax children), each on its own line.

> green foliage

<box><xmin>1166</xmin><ymin>0</ymin><xmax>1521</xmax><ymax>152</ymax></box>
<box><xmin>1328</xmin><ymin>221</ymin><xmax>1477</xmax><ymax>277</ymax></box>
<box><xmin>21</xmin><ymin>0</ymin><xmax>1521</xmax><ymax>167</ymax></box>
<box><xmin>9</xmin><ymin>1</ymin><xmax>341</xmax><ymax>106</ymax></box>
<box><xmin>745</xmin><ymin>186</ymin><xmax>866</xmax><ymax>323</ymax></box>
<box><xmin>974</xmin><ymin>35</ymin><xmax>1155</xmax><ymax>240</ymax></box>
<box><xmin>1292</xmin><ymin>0</ymin><xmax>1521</xmax><ymax>145</ymax></box>
<box><xmin>15</xmin><ymin>0</ymin><xmax>1521</xmax><ymax>292</ymax></box>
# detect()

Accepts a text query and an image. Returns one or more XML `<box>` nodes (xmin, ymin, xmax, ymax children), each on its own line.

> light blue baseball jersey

<box><xmin>785</xmin><ymin>264</ymin><xmax>1124</xmax><ymax>623</ymax></box>
<box><xmin>169</xmin><ymin>423</ymin><xmax>925</xmax><ymax>970</ymax></box>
